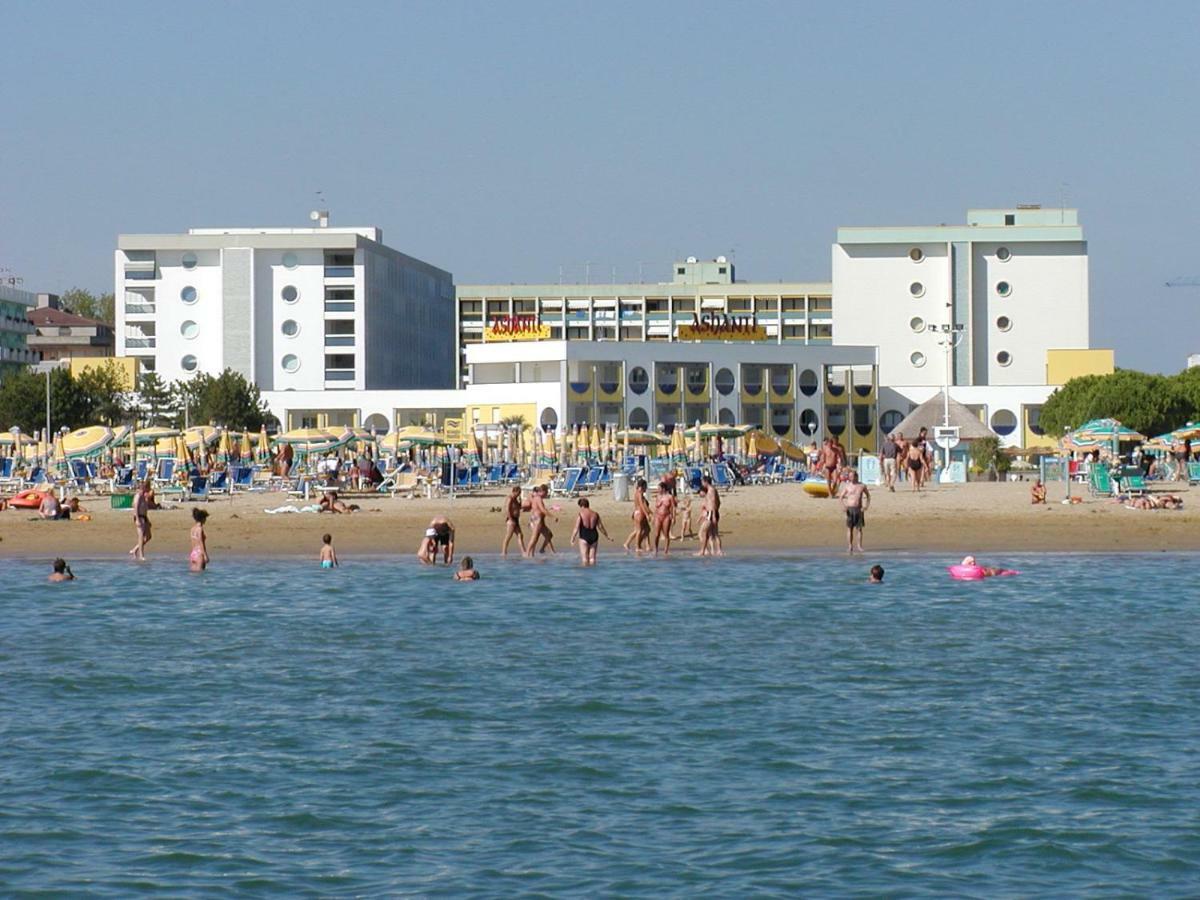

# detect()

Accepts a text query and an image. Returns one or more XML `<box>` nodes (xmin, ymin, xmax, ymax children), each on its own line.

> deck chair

<box><xmin>1088</xmin><ymin>466</ymin><xmax>1113</xmax><ymax>496</ymax></box>
<box><xmin>580</xmin><ymin>467</ymin><xmax>602</xmax><ymax>492</ymax></box>
<box><xmin>711</xmin><ymin>463</ymin><xmax>736</xmax><ymax>492</ymax></box>
<box><xmin>23</xmin><ymin>466</ymin><xmax>47</xmax><ymax>489</ymax></box>
<box><xmin>0</xmin><ymin>457</ymin><xmax>16</xmax><ymax>490</ymax></box>
<box><xmin>207</xmin><ymin>470</ymin><xmax>230</xmax><ymax>495</ymax></box>
<box><xmin>550</xmin><ymin>467</ymin><xmax>583</xmax><ymax>497</ymax></box>
<box><xmin>1188</xmin><ymin>461</ymin><xmax>1200</xmax><ymax>485</ymax></box>
<box><xmin>1121</xmin><ymin>471</ymin><xmax>1147</xmax><ymax>496</ymax></box>
<box><xmin>189</xmin><ymin>475</ymin><xmax>210</xmax><ymax>501</ymax></box>
<box><xmin>68</xmin><ymin>459</ymin><xmax>94</xmax><ymax>494</ymax></box>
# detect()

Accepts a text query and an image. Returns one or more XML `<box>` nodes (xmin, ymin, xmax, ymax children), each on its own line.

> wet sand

<box><xmin>3</xmin><ymin>480</ymin><xmax>1197</xmax><ymax>561</ymax></box>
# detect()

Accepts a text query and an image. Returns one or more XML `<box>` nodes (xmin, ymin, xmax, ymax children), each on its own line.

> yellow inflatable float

<box><xmin>802</xmin><ymin>480</ymin><xmax>830</xmax><ymax>498</ymax></box>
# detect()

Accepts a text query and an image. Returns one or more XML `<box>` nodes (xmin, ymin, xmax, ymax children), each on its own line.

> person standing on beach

<box><xmin>502</xmin><ymin>485</ymin><xmax>525</xmax><ymax>556</ymax></box>
<box><xmin>129</xmin><ymin>480</ymin><xmax>152</xmax><ymax>560</ymax></box>
<box><xmin>570</xmin><ymin>497</ymin><xmax>610</xmax><ymax>566</ymax></box>
<box><xmin>694</xmin><ymin>475</ymin><xmax>723</xmax><ymax>557</ymax></box>
<box><xmin>905</xmin><ymin>439</ymin><xmax>925</xmax><ymax>492</ymax></box>
<box><xmin>189</xmin><ymin>508</ymin><xmax>210</xmax><ymax>572</ymax></box>
<box><xmin>880</xmin><ymin>432</ymin><xmax>898</xmax><ymax>492</ymax></box>
<box><xmin>652</xmin><ymin>480</ymin><xmax>676</xmax><ymax>557</ymax></box>
<box><xmin>837</xmin><ymin>469</ymin><xmax>870</xmax><ymax>554</ymax></box>
<box><xmin>418</xmin><ymin>516</ymin><xmax>456</xmax><ymax>565</ymax></box>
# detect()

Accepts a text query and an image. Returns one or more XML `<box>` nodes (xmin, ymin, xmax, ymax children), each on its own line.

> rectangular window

<box><xmin>1005</xmin><ymin>214</ymin><xmax>1015</xmax><ymax>225</ymax></box>
<box><xmin>323</xmin><ymin>250</ymin><xmax>355</xmax><ymax>278</ymax></box>
<box><xmin>325</xmin><ymin>353</ymin><xmax>355</xmax><ymax>369</ymax></box>
<box><xmin>676</xmin><ymin>267</ymin><xmax>686</xmax><ymax>275</ymax></box>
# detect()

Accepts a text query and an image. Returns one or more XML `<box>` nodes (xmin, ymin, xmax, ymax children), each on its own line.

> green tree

<box><xmin>1041</xmin><ymin>369</ymin><xmax>1191</xmax><ymax>438</ymax></box>
<box><xmin>0</xmin><ymin>368</ymin><xmax>91</xmax><ymax>435</ymax></box>
<box><xmin>136</xmin><ymin>372</ymin><xmax>175</xmax><ymax>426</ymax></box>
<box><xmin>74</xmin><ymin>361</ymin><xmax>133</xmax><ymax>426</ymax></box>
<box><xmin>172</xmin><ymin>369</ymin><xmax>270</xmax><ymax>430</ymax></box>
<box><xmin>58</xmin><ymin>287</ymin><xmax>115</xmax><ymax>324</ymax></box>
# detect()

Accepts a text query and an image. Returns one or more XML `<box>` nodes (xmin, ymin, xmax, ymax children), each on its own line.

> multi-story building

<box><xmin>456</xmin><ymin>258</ymin><xmax>834</xmax><ymax>386</ymax></box>
<box><xmin>115</xmin><ymin>225</ymin><xmax>456</xmax><ymax>396</ymax></box>
<box><xmin>833</xmin><ymin>206</ymin><xmax>1111</xmax><ymax>446</ymax></box>
<box><xmin>28</xmin><ymin>293</ymin><xmax>115</xmax><ymax>369</ymax></box>
<box><xmin>0</xmin><ymin>284</ymin><xmax>39</xmax><ymax>380</ymax></box>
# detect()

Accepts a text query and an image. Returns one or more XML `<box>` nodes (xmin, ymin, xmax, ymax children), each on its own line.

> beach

<box><xmin>4</xmin><ymin>480</ymin><xmax>1197</xmax><ymax>559</ymax></box>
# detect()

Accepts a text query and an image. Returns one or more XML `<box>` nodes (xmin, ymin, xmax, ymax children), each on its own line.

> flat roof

<box><xmin>458</xmin><ymin>281</ymin><xmax>832</xmax><ymax>297</ymax></box>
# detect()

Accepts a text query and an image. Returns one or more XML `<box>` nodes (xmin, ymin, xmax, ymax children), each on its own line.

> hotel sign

<box><xmin>677</xmin><ymin>312</ymin><xmax>767</xmax><ymax>342</ymax></box>
<box><xmin>484</xmin><ymin>314</ymin><xmax>551</xmax><ymax>342</ymax></box>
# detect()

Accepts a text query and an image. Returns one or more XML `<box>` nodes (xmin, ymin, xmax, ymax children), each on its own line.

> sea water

<box><xmin>1</xmin><ymin>553</ymin><xmax>1198</xmax><ymax>896</ymax></box>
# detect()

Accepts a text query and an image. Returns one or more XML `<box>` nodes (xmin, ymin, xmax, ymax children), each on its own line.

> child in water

<box><xmin>454</xmin><ymin>556</ymin><xmax>479</xmax><ymax>581</ymax></box>
<box><xmin>189</xmin><ymin>508</ymin><xmax>209</xmax><ymax>572</ymax></box>
<box><xmin>319</xmin><ymin>533</ymin><xmax>338</xmax><ymax>568</ymax></box>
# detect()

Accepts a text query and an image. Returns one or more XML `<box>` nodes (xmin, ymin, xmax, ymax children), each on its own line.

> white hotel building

<box><xmin>113</xmin><ymin>207</ymin><xmax>1111</xmax><ymax>448</ymax></box>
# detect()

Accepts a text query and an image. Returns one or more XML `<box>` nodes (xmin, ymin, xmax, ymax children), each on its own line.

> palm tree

<box><xmin>498</xmin><ymin>414</ymin><xmax>528</xmax><ymax>430</ymax></box>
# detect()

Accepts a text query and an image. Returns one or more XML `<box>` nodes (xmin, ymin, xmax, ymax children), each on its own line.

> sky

<box><xmin>2</xmin><ymin>0</ymin><xmax>1198</xmax><ymax>372</ymax></box>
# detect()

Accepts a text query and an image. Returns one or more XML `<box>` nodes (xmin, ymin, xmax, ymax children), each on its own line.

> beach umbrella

<box><xmin>670</xmin><ymin>426</ymin><xmax>688</xmax><ymax>465</ymax></box>
<box><xmin>615</xmin><ymin>429</ymin><xmax>667</xmax><ymax>447</ymax></box>
<box><xmin>215</xmin><ymin>429</ymin><xmax>233</xmax><ymax>465</ymax></box>
<box><xmin>589</xmin><ymin>423</ymin><xmax>601</xmax><ymax>460</ymax></box>
<box><xmin>60</xmin><ymin>425</ymin><xmax>113</xmax><ymax>458</ymax></box>
<box><xmin>239</xmin><ymin>430</ymin><xmax>253</xmax><ymax>462</ymax></box>
<box><xmin>778</xmin><ymin>438</ymin><xmax>808</xmax><ymax>462</ymax></box>
<box><xmin>272</xmin><ymin>427</ymin><xmax>350</xmax><ymax>455</ymax></box>
<box><xmin>746</xmin><ymin>429</ymin><xmax>759</xmax><ymax>462</ymax></box>
<box><xmin>175</xmin><ymin>434</ymin><xmax>190</xmax><ymax>464</ymax></box>
<box><xmin>135</xmin><ymin>426</ymin><xmax>181</xmax><ymax>444</ymax></box>
<box><xmin>393</xmin><ymin>426</ymin><xmax>450</xmax><ymax>447</ymax></box>
<box><xmin>464</xmin><ymin>428</ymin><xmax>481</xmax><ymax>467</ymax></box>
<box><xmin>622</xmin><ymin>427</ymin><xmax>630</xmax><ymax>463</ymax></box>
<box><xmin>1169</xmin><ymin>422</ymin><xmax>1200</xmax><ymax>441</ymax></box>
<box><xmin>257</xmin><ymin>424</ymin><xmax>272</xmax><ymax>463</ymax></box>
<box><xmin>182</xmin><ymin>426</ymin><xmax>220</xmax><ymax>449</ymax></box>
<box><xmin>1075</xmin><ymin>418</ymin><xmax>1144</xmax><ymax>442</ymax></box>
<box><xmin>683</xmin><ymin>423</ymin><xmax>746</xmax><ymax>440</ymax></box>
<box><xmin>541</xmin><ymin>428</ymin><xmax>557</xmax><ymax>468</ymax></box>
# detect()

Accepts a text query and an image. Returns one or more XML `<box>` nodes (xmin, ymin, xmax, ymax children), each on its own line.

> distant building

<box><xmin>27</xmin><ymin>293</ymin><xmax>115</xmax><ymax>369</ymax></box>
<box><xmin>114</xmin><ymin>224</ymin><xmax>456</xmax><ymax>391</ymax></box>
<box><xmin>0</xmin><ymin>283</ymin><xmax>39</xmax><ymax>380</ymax></box>
<box><xmin>1188</xmin><ymin>353</ymin><xmax>1200</xmax><ymax>369</ymax></box>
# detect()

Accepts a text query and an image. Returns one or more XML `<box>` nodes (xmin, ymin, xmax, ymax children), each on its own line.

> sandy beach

<box><xmin>2</xmin><ymin>479</ymin><xmax>1197</xmax><ymax>560</ymax></box>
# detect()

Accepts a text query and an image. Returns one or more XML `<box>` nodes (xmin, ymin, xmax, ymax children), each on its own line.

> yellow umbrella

<box><xmin>542</xmin><ymin>428</ymin><xmax>556</xmax><ymax>463</ymax></box>
<box><xmin>746</xmin><ymin>430</ymin><xmax>759</xmax><ymax>460</ymax></box>
<box><xmin>175</xmin><ymin>434</ymin><xmax>190</xmax><ymax>464</ymax></box>
<box><xmin>239</xmin><ymin>430</ymin><xmax>253</xmax><ymax>461</ymax></box>
<box><xmin>590</xmin><ymin>423</ymin><xmax>600</xmax><ymax>457</ymax></box>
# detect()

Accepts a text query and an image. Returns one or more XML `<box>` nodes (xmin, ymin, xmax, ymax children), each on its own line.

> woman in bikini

<box><xmin>189</xmin><ymin>508</ymin><xmax>209</xmax><ymax>572</ymax></box>
<box><xmin>570</xmin><ymin>497</ymin><xmax>610</xmax><ymax>566</ymax></box>
<box><xmin>652</xmin><ymin>480</ymin><xmax>676</xmax><ymax>556</ymax></box>
<box><xmin>502</xmin><ymin>485</ymin><xmax>525</xmax><ymax>556</ymax></box>
<box><xmin>624</xmin><ymin>478</ymin><xmax>651</xmax><ymax>554</ymax></box>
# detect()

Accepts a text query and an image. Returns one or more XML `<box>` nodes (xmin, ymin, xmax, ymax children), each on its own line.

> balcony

<box><xmin>0</xmin><ymin>346</ymin><xmax>40</xmax><ymax>363</ymax></box>
<box><xmin>124</xmin><ymin>270</ymin><xmax>156</xmax><ymax>281</ymax></box>
<box><xmin>124</xmin><ymin>303</ymin><xmax>156</xmax><ymax>316</ymax></box>
<box><xmin>125</xmin><ymin>337</ymin><xmax>156</xmax><ymax>349</ymax></box>
<box><xmin>323</xmin><ymin>266</ymin><xmax>355</xmax><ymax>278</ymax></box>
<box><xmin>324</xmin><ymin>335</ymin><xmax>355</xmax><ymax>347</ymax></box>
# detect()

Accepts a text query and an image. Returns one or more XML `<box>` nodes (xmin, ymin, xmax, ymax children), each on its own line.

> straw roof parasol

<box><xmin>892</xmin><ymin>395</ymin><xmax>996</xmax><ymax>441</ymax></box>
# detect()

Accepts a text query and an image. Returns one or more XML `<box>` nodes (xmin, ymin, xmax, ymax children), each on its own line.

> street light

<box><xmin>926</xmin><ymin>321</ymin><xmax>966</xmax><ymax>473</ymax></box>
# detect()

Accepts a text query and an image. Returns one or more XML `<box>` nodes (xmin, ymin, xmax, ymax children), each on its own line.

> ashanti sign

<box><xmin>484</xmin><ymin>314</ymin><xmax>551</xmax><ymax>342</ymax></box>
<box><xmin>677</xmin><ymin>312</ymin><xmax>767</xmax><ymax>342</ymax></box>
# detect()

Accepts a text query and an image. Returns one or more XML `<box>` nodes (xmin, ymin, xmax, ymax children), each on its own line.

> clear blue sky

<box><xmin>3</xmin><ymin>1</ymin><xmax>1197</xmax><ymax>372</ymax></box>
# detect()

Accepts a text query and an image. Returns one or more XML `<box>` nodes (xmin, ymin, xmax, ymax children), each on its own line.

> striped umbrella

<box><xmin>239</xmin><ymin>431</ymin><xmax>253</xmax><ymax>463</ymax></box>
<box><xmin>61</xmin><ymin>425</ymin><xmax>113</xmax><ymax>459</ymax></box>
<box><xmin>216</xmin><ymin>429</ymin><xmax>233</xmax><ymax>465</ymax></box>
<box><xmin>257</xmin><ymin>424</ymin><xmax>272</xmax><ymax>464</ymax></box>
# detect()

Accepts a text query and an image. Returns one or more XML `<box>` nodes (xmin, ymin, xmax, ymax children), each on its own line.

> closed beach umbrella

<box><xmin>257</xmin><ymin>425</ymin><xmax>272</xmax><ymax>463</ymax></box>
<box><xmin>239</xmin><ymin>431</ymin><xmax>253</xmax><ymax>462</ymax></box>
<box><xmin>542</xmin><ymin>428</ymin><xmax>556</xmax><ymax>467</ymax></box>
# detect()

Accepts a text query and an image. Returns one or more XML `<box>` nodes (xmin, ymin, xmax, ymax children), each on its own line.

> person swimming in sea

<box><xmin>570</xmin><ymin>497</ymin><xmax>610</xmax><ymax>566</ymax></box>
<box><xmin>189</xmin><ymin>508</ymin><xmax>209</xmax><ymax>572</ymax></box>
<box><xmin>48</xmin><ymin>558</ymin><xmax>75</xmax><ymax>582</ymax></box>
<box><xmin>868</xmin><ymin>564</ymin><xmax>884</xmax><ymax>583</ymax></box>
<box><xmin>319</xmin><ymin>533</ymin><xmax>338</xmax><ymax>568</ymax></box>
<box><xmin>453</xmin><ymin>556</ymin><xmax>480</xmax><ymax>580</ymax></box>
<box><xmin>959</xmin><ymin>555</ymin><xmax>1006</xmax><ymax>577</ymax></box>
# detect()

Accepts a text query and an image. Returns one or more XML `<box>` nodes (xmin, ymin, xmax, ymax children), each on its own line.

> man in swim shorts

<box><xmin>880</xmin><ymin>432</ymin><xmax>898</xmax><ymax>492</ymax></box>
<box><xmin>820</xmin><ymin>438</ymin><xmax>841</xmax><ymax>498</ymax></box>
<box><xmin>417</xmin><ymin>516</ymin><xmax>455</xmax><ymax>565</ymax></box>
<box><xmin>502</xmin><ymin>485</ymin><xmax>525</xmax><ymax>556</ymax></box>
<box><xmin>694</xmin><ymin>475</ymin><xmax>723</xmax><ymax>557</ymax></box>
<box><xmin>319</xmin><ymin>533</ymin><xmax>338</xmax><ymax>568</ymax></box>
<box><xmin>837</xmin><ymin>468</ymin><xmax>870</xmax><ymax>554</ymax></box>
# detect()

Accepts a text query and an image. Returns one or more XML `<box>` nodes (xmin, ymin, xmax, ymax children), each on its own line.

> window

<box><xmin>281</xmin><ymin>319</ymin><xmax>300</xmax><ymax>337</ymax></box>
<box><xmin>282</xmin><ymin>252</ymin><xmax>299</xmax><ymax>270</ymax></box>
<box><xmin>910</xmin><ymin>316</ymin><xmax>925</xmax><ymax>333</ymax></box>
<box><xmin>996</xmin><ymin>350</ymin><xmax>1012</xmax><ymax>366</ymax></box>
<box><xmin>990</xmin><ymin>409</ymin><xmax>1017</xmax><ymax>436</ymax></box>
<box><xmin>657</xmin><ymin>366</ymin><xmax>678</xmax><ymax>394</ymax></box>
<box><xmin>181</xmin><ymin>252</ymin><xmax>198</xmax><ymax>270</ymax></box>
<box><xmin>540</xmin><ymin>407</ymin><xmax>559</xmax><ymax>430</ymax></box>
<box><xmin>1004</xmin><ymin>214</ymin><xmax>1015</xmax><ymax>225</ymax></box>
<box><xmin>910</xmin><ymin>351</ymin><xmax>927</xmax><ymax>368</ymax></box>
<box><xmin>798</xmin><ymin>409</ymin><xmax>818</xmax><ymax>436</ymax></box>
<box><xmin>826</xmin><ymin>407</ymin><xmax>846</xmax><ymax>436</ymax></box>
<box><xmin>181</xmin><ymin>355</ymin><xmax>198</xmax><ymax>372</ymax></box>
<box><xmin>996</xmin><ymin>246</ymin><xmax>1011</xmax><ymax>262</ymax></box>
<box><xmin>798</xmin><ymin>369</ymin><xmax>818</xmax><ymax>396</ymax></box>
<box><xmin>628</xmin><ymin>407</ymin><xmax>649</xmax><ymax>430</ymax></box>
<box><xmin>718</xmin><ymin>407</ymin><xmax>736</xmax><ymax>426</ymax></box>
<box><xmin>180</xmin><ymin>320</ymin><xmax>198</xmax><ymax>339</ymax></box>
<box><xmin>676</xmin><ymin>267</ymin><xmax>685</xmax><ymax>275</ymax></box>
<box><xmin>996</xmin><ymin>281</ymin><xmax>1011</xmax><ymax>297</ymax></box>
<box><xmin>282</xmin><ymin>285</ymin><xmax>299</xmax><ymax>303</ymax></box>
<box><xmin>714</xmin><ymin>367</ymin><xmax>735</xmax><ymax>395</ymax></box>
<box><xmin>57</xmin><ymin>326</ymin><xmax>71</xmax><ymax>337</ymax></box>
<box><xmin>910</xmin><ymin>281</ymin><xmax>925</xmax><ymax>298</ymax></box>
<box><xmin>718</xmin><ymin>266</ymin><xmax>727</xmax><ymax>274</ymax></box>
<box><xmin>1028</xmin><ymin>406</ymin><xmax>1046</xmax><ymax>436</ymax></box>
<box><xmin>628</xmin><ymin>366</ymin><xmax>649</xmax><ymax>394</ymax></box>
<box><xmin>180</xmin><ymin>286</ymin><xmax>197</xmax><ymax>304</ymax></box>
<box><xmin>769</xmin><ymin>367</ymin><xmax>791</xmax><ymax>395</ymax></box>
<box><xmin>281</xmin><ymin>354</ymin><xmax>300</xmax><ymax>373</ymax></box>
<box><xmin>880</xmin><ymin>409</ymin><xmax>903</xmax><ymax>433</ymax></box>
<box><xmin>909</xmin><ymin>247</ymin><xmax>924</xmax><ymax>262</ymax></box>
<box><xmin>771</xmin><ymin>406</ymin><xmax>791</xmax><ymax>436</ymax></box>
<box><xmin>996</xmin><ymin>316</ymin><xmax>1012</xmax><ymax>332</ymax></box>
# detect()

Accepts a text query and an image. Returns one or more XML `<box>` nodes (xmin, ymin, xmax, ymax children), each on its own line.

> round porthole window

<box><xmin>180</xmin><ymin>286</ymin><xmax>197</xmax><ymax>304</ymax></box>
<box><xmin>282</xmin><ymin>252</ymin><xmax>299</xmax><ymax>270</ymax></box>
<box><xmin>910</xmin><ymin>316</ymin><xmax>925</xmax><ymax>333</ymax></box>
<box><xmin>628</xmin><ymin>366</ymin><xmax>649</xmax><ymax>395</ymax></box>
<box><xmin>281</xmin><ymin>285</ymin><xmax>299</xmax><ymax>303</ymax></box>
<box><xmin>281</xmin><ymin>354</ymin><xmax>300</xmax><ymax>373</ymax></box>
<box><xmin>996</xmin><ymin>281</ymin><xmax>1012</xmax><ymax>297</ymax></box>
<box><xmin>996</xmin><ymin>350</ymin><xmax>1012</xmax><ymax>366</ymax></box>
<box><xmin>996</xmin><ymin>246</ymin><xmax>1011</xmax><ymax>262</ymax></box>
<box><xmin>714</xmin><ymin>367</ymin><xmax>735</xmax><ymax>395</ymax></box>
<box><xmin>996</xmin><ymin>316</ymin><xmax>1012</xmax><ymax>332</ymax></box>
<box><xmin>798</xmin><ymin>409</ymin><xmax>819</xmax><ymax>436</ymax></box>
<box><xmin>910</xmin><ymin>281</ymin><xmax>925</xmax><ymax>298</ymax></box>
<box><xmin>180</xmin><ymin>320</ymin><xmax>198</xmax><ymax>339</ymax></box>
<box><xmin>909</xmin><ymin>247</ymin><xmax>924</xmax><ymax>262</ymax></box>
<box><xmin>910</xmin><ymin>351</ymin><xmax>927</xmax><ymax>368</ymax></box>
<box><xmin>281</xmin><ymin>319</ymin><xmax>300</xmax><ymax>337</ymax></box>
<box><xmin>181</xmin><ymin>355</ymin><xmax>198</xmax><ymax>372</ymax></box>
<box><xmin>181</xmin><ymin>252</ymin><xmax>198</xmax><ymax>270</ymax></box>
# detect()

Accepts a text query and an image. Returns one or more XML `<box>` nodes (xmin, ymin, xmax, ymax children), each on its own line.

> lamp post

<box><xmin>926</xmin><ymin>322</ymin><xmax>966</xmax><ymax>472</ymax></box>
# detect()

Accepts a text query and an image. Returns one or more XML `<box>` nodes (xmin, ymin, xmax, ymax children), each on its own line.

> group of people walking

<box><xmin>879</xmin><ymin>428</ymin><xmax>936</xmax><ymax>492</ymax></box>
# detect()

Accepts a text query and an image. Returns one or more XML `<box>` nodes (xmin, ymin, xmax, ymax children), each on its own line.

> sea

<box><xmin>2</xmin><ymin>552</ymin><xmax>1198</xmax><ymax>896</ymax></box>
